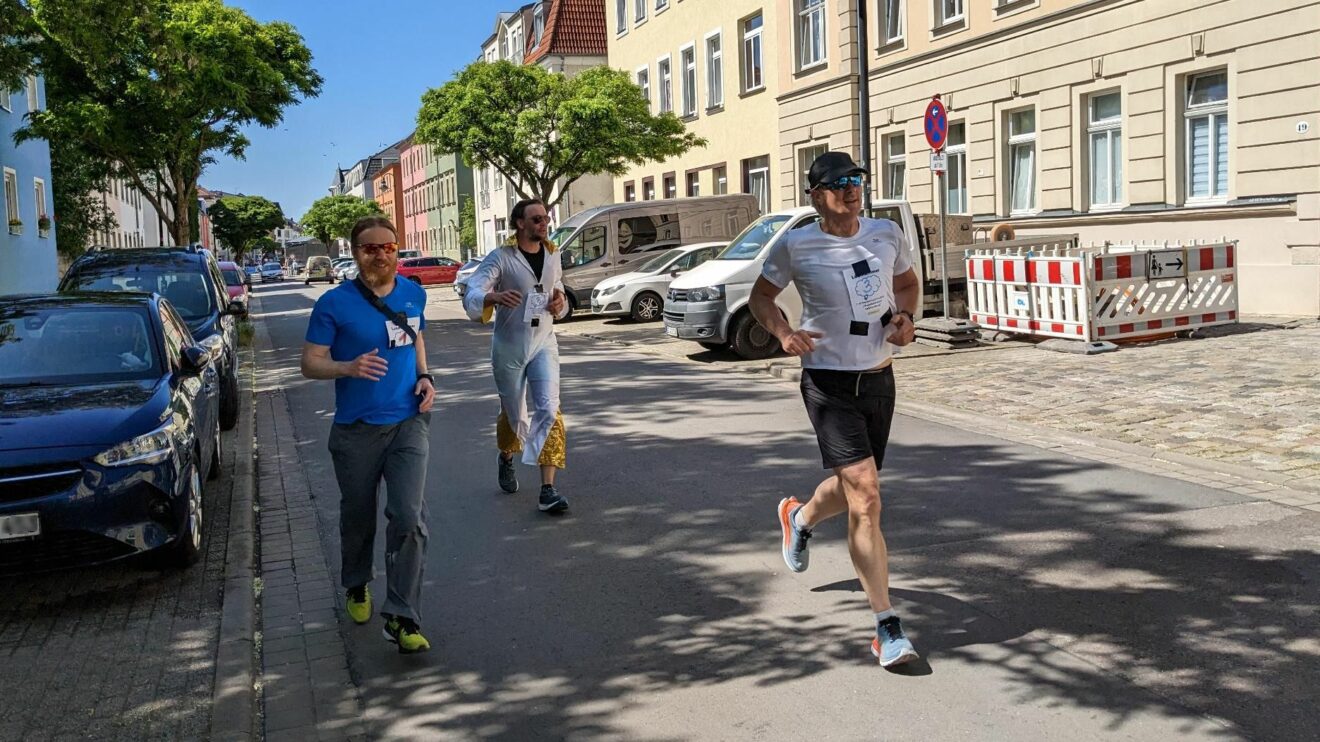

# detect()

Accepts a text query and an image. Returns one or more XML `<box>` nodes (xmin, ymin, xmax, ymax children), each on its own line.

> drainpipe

<box><xmin>857</xmin><ymin>0</ymin><xmax>874</xmax><ymax>218</ymax></box>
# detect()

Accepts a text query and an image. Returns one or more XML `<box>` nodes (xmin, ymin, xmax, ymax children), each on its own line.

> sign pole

<box><xmin>939</xmin><ymin>168</ymin><xmax>949</xmax><ymax>318</ymax></box>
<box><xmin>857</xmin><ymin>0</ymin><xmax>873</xmax><ymax>219</ymax></box>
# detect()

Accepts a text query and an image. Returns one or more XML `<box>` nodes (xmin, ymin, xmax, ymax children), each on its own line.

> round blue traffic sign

<box><xmin>924</xmin><ymin>98</ymin><xmax>948</xmax><ymax>151</ymax></box>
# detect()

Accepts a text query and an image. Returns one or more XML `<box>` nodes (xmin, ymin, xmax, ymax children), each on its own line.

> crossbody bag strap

<box><xmin>353</xmin><ymin>277</ymin><xmax>417</xmax><ymax>342</ymax></box>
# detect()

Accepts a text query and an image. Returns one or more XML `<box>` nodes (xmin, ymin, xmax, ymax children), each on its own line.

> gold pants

<box><xmin>497</xmin><ymin>410</ymin><xmax>567</xmax><ymax>469</ymax></box>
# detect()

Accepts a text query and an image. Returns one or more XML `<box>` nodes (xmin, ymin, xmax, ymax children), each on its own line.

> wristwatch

<box><xmin>417</xmin><ymin>373</ymin><xmax>435</xmax><ymax>386</ymax></box>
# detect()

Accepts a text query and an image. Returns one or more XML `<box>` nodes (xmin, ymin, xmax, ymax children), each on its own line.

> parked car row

<box><xmin>1</xmin><ymin>245</ymin><xmax>245</xmax><ymax>575</ymax></box>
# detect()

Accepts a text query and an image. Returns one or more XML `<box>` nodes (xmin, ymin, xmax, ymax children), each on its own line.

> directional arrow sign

<box><xmin>1147</xmin><ymin>249</ymin><xmax>1187</xmax><ymax>279</ymax></box>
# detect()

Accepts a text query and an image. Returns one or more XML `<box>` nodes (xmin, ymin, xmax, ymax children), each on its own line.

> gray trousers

<box><xmin>327</xmin><ymin>413</ymin><xmax>430</xmax><ymax>622</ymax></box>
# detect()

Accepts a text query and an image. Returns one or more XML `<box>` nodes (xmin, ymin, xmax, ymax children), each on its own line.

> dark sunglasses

<box><xmin>356</xmin><ymin>242</ymin><xmax>398</xmax><ymax>256</ymax></box>
<box><xmin>525</xmin><ymin>215</ymin><xmax>550</xmax><ymax>225</ymax></box>
<box><xmin>817</xmin><ymin>175</ymin><xmax>865</xmax><ymax>191</ymax></box>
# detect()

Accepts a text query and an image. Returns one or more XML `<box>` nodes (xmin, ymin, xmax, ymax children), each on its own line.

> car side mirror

<box><xmin>670</xmin><ymin>270</ymin><xmax>681</xmax><ymax>278</ymax></box>
<box><xmin>181</xmin><ymin>345</ymin><xmax>212</xmax><ymax>375</ymax></box>
<box><xmin>226</xmin><ymin>300</ymin><xmax>245</xmax><ymax>316</ymax></box>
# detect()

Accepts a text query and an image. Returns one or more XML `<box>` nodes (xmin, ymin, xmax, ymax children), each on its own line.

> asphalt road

<box><xmin>251</xmin><ymin>280</ymin><xmax>1318</xmax><ymax>742</ymax></box>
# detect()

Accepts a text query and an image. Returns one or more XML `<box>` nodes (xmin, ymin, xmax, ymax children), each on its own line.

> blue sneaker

<box><xmin>871</xmin><ymin>615</ymin><xmax>919</xmax><ymax>667</ymax></box>
<box><xmin>778</xmin><ymin>497</ymin><xmax>811</xmax><ymax>573</ymax></box>
<box><xmin>538</xmin><ymin>485</ymin><xmax>568</xmax><ymax>514</ymax></box>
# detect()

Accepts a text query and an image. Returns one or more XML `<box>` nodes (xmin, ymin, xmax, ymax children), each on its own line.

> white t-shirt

<box><xmin>761</xmin><ymin>217</ymin><xmax>914</xmax><ymax>371</ymax></box>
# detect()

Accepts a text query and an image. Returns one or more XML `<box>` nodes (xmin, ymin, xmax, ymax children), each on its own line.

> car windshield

<box><xmin>263</xmin><ymin>263</ymin><xmax>280</xmax><ymax>270</ymax></box>
<box><xmin>64</xmin><ymin>268</ymin><xmax>216</xmax><ymax>322</ymax></box>
<box><xmin>0</xmin><ymin>306</ymin><xmax>158</xmax><ymax>386</ymax></box>
<box><xmin>638</xmin><ymin>249</ymin><xmax>683</xmax><ymax>274</ymax></box>
<box><xmin>221</xmin><ymin>269</ymin><xmax>243</xmax><ymax>286</ymax></box>
<box><xmin>717</xmin><ymin>215</ymin><xmax>794</xmax><ymax>260</ymax></box>
<box><xmin>548</xmin><ymin>226</ymin><xmax>578</xmax><ymax>247</ymax></box>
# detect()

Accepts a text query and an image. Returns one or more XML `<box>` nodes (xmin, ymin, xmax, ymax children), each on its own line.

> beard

<box><xmin>360</xmin><ymin>260</ymin><xmax>395</xmax><ymax>285</ymax></box>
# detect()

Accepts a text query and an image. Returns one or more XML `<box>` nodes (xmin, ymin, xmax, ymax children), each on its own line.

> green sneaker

<box><xmin>346</xmin><ymin>586</ymin><xmax>371</xmax><ymax>625</ymax></box>
<box><xmin>382</xmin><ymin>616</ymin><xmax>431</xmax><ymax>654</ymax></box>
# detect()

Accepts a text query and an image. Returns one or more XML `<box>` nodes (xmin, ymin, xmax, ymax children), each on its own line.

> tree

<box><xmin>50</xmin><ymin>135</ymin><xmax>116</xmax><ymax>258</ymax></box>
<box><xmin>208</xmin><ymin>195</ymin><xmax>284</xmax><ymax>261</ymax></box>
<box><xmin>458</xmin><ymin>195</ymin><xmax>476</xmax><ymax>254</ymax></box>
<box><xmin>0</xmin><ymin>1</ymin><xmax>39</xmax><ymax>92</ymax></box>
<box><xmin>17</xmin><ymin>0</ymin><xmax>322</xmax><ymax>246</ymax></box>
<box><xmin>416</xmin><ymin>61</ymin><xmax>704</xmax><ymax>210</ymax></box>
<box><xmin>300</xmin><ymin>195</ymin><xmax>384</xmax><ymax>249</ymax></box>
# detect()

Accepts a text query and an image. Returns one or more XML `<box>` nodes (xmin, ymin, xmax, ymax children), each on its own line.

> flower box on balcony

<box><xmin>7</xmin><ymin>220</ymin><xmax>22</xmax><ymax>236</ymax></box>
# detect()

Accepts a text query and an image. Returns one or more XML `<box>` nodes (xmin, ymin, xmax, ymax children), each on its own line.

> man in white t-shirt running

<box><xmin>750</xmin><ymin>151</ymin><xmax>922</xmax><ymax>668</ymax></box>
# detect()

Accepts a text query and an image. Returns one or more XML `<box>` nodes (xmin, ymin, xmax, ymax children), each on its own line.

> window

<box><xmin>883</xmin><ymin>134</ymin><xmax>906</xmax><ymax>199</ymax></box>
<box><xmin>882</xmin><ymin>0</ymin><xmax>905</xmax><ymax>43</ymax></box>
<box><xmin>533</xmin><ymin>5</ymin><xmax>545</xmax><ymax>45</ymax></box>
<box><xmin>936</xmin><ymin>0</ymin><xmax>965</xmax><ymax>27</ymax></box>
<box><xmin>680</xmin><ymin>46</ymin><xmax>697</xmax><ymax>118</ymax></box>
<box><xmin>618</xmin><ymin>213</ymin><xmax>678</xmax><ymax>253</ymax></box>
<box><xmin>742</xmin><ymin>155</ymin><xmax>771</xmax><ymax>213</ymax></box>
<box><xmin>616</xmin><ymin>0</ymin><xmax>627</xmax><ymax>33</ymax></box>
<box><xmin>1088</xmin><ymin>92</ymin><xmax>1123</xmax><ymax>207</ymax></box>
<box><xmin>658</xmin><ymin>57</ymin><xmax>672</xmax><ymax>113</ymax></box>
<box><xmin>637</xmin><ymin>67</ymin><xmax>651</xmax><ymax>110</ymax></box>
<box><xmin>1008</xmin><ymin>109</ymin><xmax>1037</xmax><ymax>213</ymax></box>
<box><xmin>945</xmin><ymin>122</ymin><xmax>968</xmax><ymax>213</ymax></box>
<box><xmin>625</xmin><ymin>183</ymin><xmax>636</xmax><ymax>202</ymax></box>
<box><xmin>0</xmin><ymin>85</ymin><xmax>9</xmax><ymax>112</ymax></box>
<box><xmin>797</xmin><ymin>0</ymin><xmax>826</xmax><ymax>70</ymax></box>
<box><xmin>656</xmin><ymin>0</ymin><xmax>669</xmax><ymax>10</ymax></box>
<box><xmin>34</xmin><ymin>177</ymin><xmax>47</xmax><ymax>231</ymax></box>
<box><xmin>742</xmin><ymin>14</ymin><xmax>764</xmax><ymax>92</ymax></box>
<box><xmin>4</xmin><ymin>169</ymin><xmax>19</xmax><ymax>227</ymax></box>
<box><xmin>797</xmin><ymin>144</ymin><xmax>829</xmax><ymax>205</ymax></box>
<box><xmin>635</xmin><ymin>0</ymin><xmax>647</xmax><ymax>24</ymax></box>
<box><xmin>26</xmin><ymin>76</ymin><xmax>38</xmax><ymax>112</ymax></box>
<box><xmin>664</xmin><ymin>174</ymin><xmax>677</xmax><ymax>199</ymax></box>
<box><xmin>713</xmin><ymin>166</ymin><xmax>728</xmax><ymax>195</ymax></box>
<box><xmin>1185</xmin><ymin>70</ymin><xmax>1229</xmax><ymax>200</ymax></box>
<box><xmin>686</xmin><ymin>171</ymin><xmax>700</xmax><ymax>197</ymax></box>
<box><xmin>705</xmin><ymin>33</ymin><xmax>723</xmax><ymax>109</ymax></box>
<box><xmin>561</xmin><ymin>224</ymin><xmax>608</xmax><ymax>267</ymax></box>
<box><xmin>643</xmin><ymin>177</ymin><xmax>656</xmax><ymax>200</ymax></box>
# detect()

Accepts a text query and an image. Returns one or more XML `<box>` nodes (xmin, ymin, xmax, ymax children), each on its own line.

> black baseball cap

<box><xmin>806</xmin><ymin>151</ymin><xmax>869</xmax><ymax>191</ymax></box>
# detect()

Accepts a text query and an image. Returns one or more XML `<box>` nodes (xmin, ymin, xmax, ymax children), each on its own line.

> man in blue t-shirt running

<box><xmin>301</xmin><ymin>216</ymin><xmax>436</xmax><ymax>654</ymax></box>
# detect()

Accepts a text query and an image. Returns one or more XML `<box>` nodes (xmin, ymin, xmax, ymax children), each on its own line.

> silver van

<box><xmin>549</xmin><ymin>194</ymin><xmax>758</xmax><ymax>311</ymax></box>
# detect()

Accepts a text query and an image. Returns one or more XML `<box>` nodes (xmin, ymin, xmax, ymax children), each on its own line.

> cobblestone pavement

<box><xmin>0</xmin><ymin>421</ymin><xmax>238</xmax><ymax>741</ymax></box>
<box><xmin>891</xmin><ymin>319</ymin><xmax>1320</xmax><ymax>492</ymax></box>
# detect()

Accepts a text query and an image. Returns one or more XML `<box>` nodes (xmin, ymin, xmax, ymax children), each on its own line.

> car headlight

<box><xmin>94</xmin><ymin>420</ymin><xmax>177</xmax><ymax>467</ymax></box>
<box><xmin>599</xmin><ymin>284</ymin><xmax>624</xmax><ymax>296</ymax></box>
<box><xmin>688</xmin><ymin>285</ymin><xmax>724</xmax><ymax>302</ymax></box>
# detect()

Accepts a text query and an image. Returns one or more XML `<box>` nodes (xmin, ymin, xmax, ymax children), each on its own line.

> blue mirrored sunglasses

<box><xmin>819</xmin><ymin>174</ymin><xmax>865</xmax><ymax>191</ymax></box>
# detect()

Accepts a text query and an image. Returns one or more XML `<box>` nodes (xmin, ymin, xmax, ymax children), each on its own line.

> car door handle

<box><xmin>600</xmin><ymin>262</ymin><xmax>612</xmax><ymax>267</ymax></box>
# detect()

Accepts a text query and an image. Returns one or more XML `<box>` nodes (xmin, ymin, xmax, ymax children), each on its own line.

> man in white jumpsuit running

<box><xmin>463</xmin><ymin>199</ymin><xmax>571</xmax><ymax>514</ymax></box>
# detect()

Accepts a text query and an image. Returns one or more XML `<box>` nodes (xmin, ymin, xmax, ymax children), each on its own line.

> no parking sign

<box><xmin>924</xmin><ymin>97</ymin><xmax>948</xmax><ymax>152</ymax></box>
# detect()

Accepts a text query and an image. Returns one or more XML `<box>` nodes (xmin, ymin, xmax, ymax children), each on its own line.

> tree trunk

<box><xmin>169</xmin><ymin>181</ymin><xmax>192</xmax><ymax>247</ymax></box>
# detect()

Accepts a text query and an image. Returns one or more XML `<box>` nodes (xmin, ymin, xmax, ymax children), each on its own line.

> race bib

<box><xmin>524</xmin><ymin>291</ymin><xmax>549</xmax><ymax>324</ymax></box>
<box><xmin>843</xmin><ymin>259</ymin><xmax>891</xmax><ymax>323</ymax></box>
<box><xmin>386</xmin><ymin>317</ymin><xmax>421</xmax><ymax>348</ymax></box>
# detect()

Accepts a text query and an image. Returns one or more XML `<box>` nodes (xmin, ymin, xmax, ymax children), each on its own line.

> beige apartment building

<box><xmin>774</xmin><ymin>0</ymin><xmax>1320</xmax><ymax>315</ymax></box>
<box><xmin>607</xmin><ymin>0</ymin><xmax>787</xmax><ymax>213</ymax></box>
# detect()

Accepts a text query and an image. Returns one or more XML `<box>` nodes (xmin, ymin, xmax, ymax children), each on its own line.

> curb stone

<box><xmin>210</xmin><ymin>345</ymin><xmax>259</xmax><ymax>741</ymax></box>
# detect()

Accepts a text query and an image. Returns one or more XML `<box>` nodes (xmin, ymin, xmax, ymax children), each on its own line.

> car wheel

<box><xmin>630</xmin><ymin>292</ymin><xmax>663</xmax><ymax>322</ymax></box>
<box><xmin>698</xmin><ymin>340</ymin><xmax>728</xmax><ymax>351</ymax></box>
<box><xmin>166</xmin><ymin>462</ymin><xmax>204</xmax><ymax>568</ymax></box>
<box><xmin>207</xmin><ymin>422</ymin><xmax>222</xmax><ymax>481</ymax></box>
<box><xmin>729</xmin><ymin>310</ymin><xmax>781</xmax><ymax>360</ymax></box>
<box><xmin>219</xmin><ymin>369</ymin><xmax>239</xmax><ymax>431</ymax></box>
<box><xmin>409</xmin><ymin>276</ymin><xmax>423</xmax><ymax>284</ymax></box>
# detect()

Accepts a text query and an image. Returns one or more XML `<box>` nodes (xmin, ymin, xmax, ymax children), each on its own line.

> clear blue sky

<box><xmin>202</xmin><ymin>0</ymin><xmax>500</xmax><ymax>222</ymax></box>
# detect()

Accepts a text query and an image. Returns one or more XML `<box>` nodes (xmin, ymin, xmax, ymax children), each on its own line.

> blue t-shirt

<box><xmin>305</xmin><ymin>279</ymin><xmax>428</xmax><ymax>425</ymax></box>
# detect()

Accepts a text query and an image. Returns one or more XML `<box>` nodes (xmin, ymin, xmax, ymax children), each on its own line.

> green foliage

<box><xmin>49</xmin><ymin>135</ymin><xmax>116</xmax><ymax>258</ymax></box>
<box><xmin>17</xmin><ymin>0</ymin><xmax>322</xmax><ymax>246</ymax></box>
<box><xmin>458</xmin><ymin>195</ymin><xmax>476</xmax><ymax>251</ymax></box>
<box><xmin>208</xmin><ymin>195</ymin><xmax>285</xmax><ymax>261</ymax></box>
<box><xmin>0</xmin><ymin>0</ymin><xmax>39</xmax><ymax>92</ymax></box>
<box><xmin>416</xmin><ymin>61</ymin><xmax>704</xmax><ymax>209</ymax></box>
<box><xmin>300</xmin><ymin>195</ymin><xmax>384</xmax><ymax>249</ymax></box>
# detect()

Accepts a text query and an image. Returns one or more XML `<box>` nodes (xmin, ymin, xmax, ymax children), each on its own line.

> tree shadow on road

<box><xmin>294</xmin><ymin>318</ymin><xmax>1318</xmax><ymax>741</ymax></box>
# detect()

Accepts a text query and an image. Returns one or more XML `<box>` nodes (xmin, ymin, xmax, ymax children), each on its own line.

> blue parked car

<box><xmin>0</xmin><ymin>294</ymin><xmax>221</xmax><ymax>573</ymax></box>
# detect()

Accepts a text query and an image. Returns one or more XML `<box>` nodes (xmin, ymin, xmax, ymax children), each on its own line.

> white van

<box><xmin>663</xmin><ymin>201</ymin><xmax>925</xmax><ymax>359</ymax></box>
<box><xmin>548</xmin><ymin>194</ymin><xmax>758</xmax><ymax>311</ymax></box>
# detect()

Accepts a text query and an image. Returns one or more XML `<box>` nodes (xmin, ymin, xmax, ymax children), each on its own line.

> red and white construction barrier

<box><xmin>966</xmin><ymin>240</ymin><xmax>1239</xmax><ymax>343</ymax></box>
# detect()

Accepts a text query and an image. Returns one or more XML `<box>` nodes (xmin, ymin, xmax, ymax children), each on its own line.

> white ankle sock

<box><xmin>793</xmin><ymin>509</ymin><xmax>811</xmax><ymax>532</ymax></box>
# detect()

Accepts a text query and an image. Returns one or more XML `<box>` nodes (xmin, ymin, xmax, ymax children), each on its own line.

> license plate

<box><xmin>0</xmin><ymin>513</ymin><xmax>40</xmax><ymax>541</ymax></box>
<box><xmin>665</xmin><ymin>325</ymin><xmax>678</xmax><ymax>337</ymax></box>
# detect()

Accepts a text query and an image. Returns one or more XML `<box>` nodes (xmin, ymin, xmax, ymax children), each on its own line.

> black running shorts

<box><xmin>800</xmin><ymin>366</ymin><xmax>897</xmax><ymax>470</ymax></box>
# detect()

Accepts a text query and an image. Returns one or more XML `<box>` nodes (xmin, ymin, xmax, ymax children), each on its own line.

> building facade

<box><xmin>94</xmin><ymin>175</ymin><xmax>174</xmax><ymax>248</ymax></box>
<box><xmin>776</xmin><ymin>0</ymin><xmax>1320</xmax><ymax>316</ymax></box>
<box><xmin>1</xmin><ymin>74</ymin><xmax>58</xmax><ymax>295</ymax></box>
<box><xmin>608</xmin><ymin>0</ymin><xmax>787</xmax><ymax>214</ymax></box>
<box><xmin>372</xmin><ymin>161</ymin><xmax>405</xmax><ymax>244</ymax></box>
<box><xmin>476</xmin><ymin>0</ymin><xmax>613</xmax><ymax>254</ymax></box>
